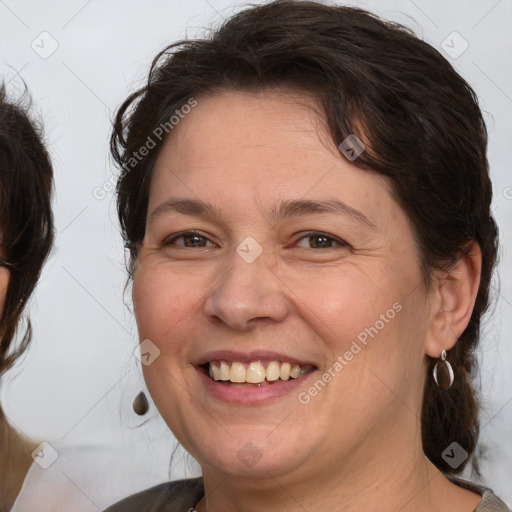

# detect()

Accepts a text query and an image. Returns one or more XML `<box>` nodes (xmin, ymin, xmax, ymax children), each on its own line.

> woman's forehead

<box><xmin>149</xmin><ymin>90</ymin><xmax>392</xmax><ymax>211</ymax></box>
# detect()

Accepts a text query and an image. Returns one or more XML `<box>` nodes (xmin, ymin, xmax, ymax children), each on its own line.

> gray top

<box><xmin>104</xmin><ymin>476</ymin><xmax>510</xmax><ymax>511</ymax></box>
<box><xmin>448</xmin><ymin>476</ymin><xmax>510</xmax><ymax>512</ymax></box>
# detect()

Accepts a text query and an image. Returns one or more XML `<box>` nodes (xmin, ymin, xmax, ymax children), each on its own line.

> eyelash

<box><xmin>163</xmin><ymin>230</ymin><xmax>349</xmax><ymax>250</ymax></box>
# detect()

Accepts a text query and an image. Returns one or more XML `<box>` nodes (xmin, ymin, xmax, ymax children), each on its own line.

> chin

<box><xmin>187</xmin><ymin>428</ymin><xmax>315</xmax><ymax>479</ymax></box>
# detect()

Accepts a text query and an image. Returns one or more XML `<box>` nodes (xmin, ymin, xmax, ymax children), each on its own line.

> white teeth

<box><xmin>208</xmin><ymin>360</ymin><xmax>312</xmax><ymax>384</ymax></box>
<box><xmin>209</xmin><ymin>362</ymin><xmax>221</xmax><ymax>380</ymax></box>
<box><xmin>246</xmin><ymin>361</ymin><xmax>266</xmax><ymax>383</ymax></box>
<box><xmin>290</xmin><ymin>364</ymin><xmax>303</xmax><ymax>379</ymax></box>
<box><xmin>280</xmin><ymin>362</ymin><xmax>291</xmax><ymax>381</ymax></box>
<box><xmin>266</xmin><ymin>361</ymin><xmax>280</xmax><ymax>381</ymax></box>
<box><xmin>219</xmin><ymin>360</ymin><xmax>230</xmax><ymax>381</ymax></box>
<box><xmin>230</xmin><ymin>362</ymin><xmax>246</xmax><ymax>383</ymax></box>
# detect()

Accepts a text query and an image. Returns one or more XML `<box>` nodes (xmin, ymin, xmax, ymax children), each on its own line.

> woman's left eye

<box><xmin>295</xmin><ymin>232</ymin><xmax>348</xmax><ymax>249</ymax></box>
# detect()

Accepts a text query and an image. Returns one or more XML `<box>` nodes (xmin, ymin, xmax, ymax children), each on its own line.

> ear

<box><xmin>424</xmin><ymin>242</ymin><xmax>482</xmax><ymax>358</ymax></box>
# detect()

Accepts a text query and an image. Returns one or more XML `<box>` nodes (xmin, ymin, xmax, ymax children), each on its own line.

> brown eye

<box><xmin>295</xmin><ymin>232</ymin><xmax>348</xmax><ymax>249</ymax></box>
<box><xmin>165</xmin><ymin>231</ymin><xmax>215</xmax><ymax>248</ymax></box>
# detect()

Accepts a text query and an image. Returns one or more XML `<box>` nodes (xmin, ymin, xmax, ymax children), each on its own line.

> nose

<box><xmin>203</xmin><ymin>246</ymin><xmax>289</xmax><ymax>331</ymax></box>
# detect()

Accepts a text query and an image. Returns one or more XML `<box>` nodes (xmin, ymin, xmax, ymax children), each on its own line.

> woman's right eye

<box><xmin>163</xmin><ymin>231</ymin><xmax>215</xmax><ymax>248</ymax></box>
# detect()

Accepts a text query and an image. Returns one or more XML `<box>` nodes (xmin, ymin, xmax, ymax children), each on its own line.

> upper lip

<box><xmin>193</xmin><ymin>350</ymin><xmax>318</xmax><ymax>368</ymax></box>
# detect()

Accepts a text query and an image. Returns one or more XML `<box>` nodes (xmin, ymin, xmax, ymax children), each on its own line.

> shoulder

<box><xmin>11</xmin><ymin>441</ymin><xmax>173</xmax><ymax>512</ymax></box>
<box><xmin>103</xmin><ymin>478</ymin><xmax>204</xmax><ymax>512</ymax></box>
<box><xmin>447</xmin><ymin>475</ymin><xmax>510</xmax><ymax>512</ymax></box>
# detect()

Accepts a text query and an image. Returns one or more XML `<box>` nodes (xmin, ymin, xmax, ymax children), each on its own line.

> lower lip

<box><xmin>197</xmin><ymin>367</ymin><xmax>315</xmax><ymax>405</ymax></box>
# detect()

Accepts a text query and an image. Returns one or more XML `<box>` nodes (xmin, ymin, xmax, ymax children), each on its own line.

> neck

<box><xmin>196</xmin><ymin>415</ymin><xmax>481</xmax><ymax>512</ymax></box>
<box><xmin>0</xmin><ymin>405</ymin><xmax>34</xmax><ymax>512</ymax></box>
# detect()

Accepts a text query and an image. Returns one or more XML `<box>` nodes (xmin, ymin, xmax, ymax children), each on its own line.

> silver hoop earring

<box><xmin>433</xmin><ymin>349</ymin><xmax>454</xmax><ymax>390</ymax></box>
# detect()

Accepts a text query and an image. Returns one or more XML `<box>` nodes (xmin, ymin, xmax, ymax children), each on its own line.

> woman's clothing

<box><xmin>10</xmin><ymin>441</ymin><xmax>170</xmax><ymax>512</ymax></box>
<box><xmin>103</xmin><ymin>476</ymin><xmax>510</xmax><ymax>511</ymax></box>
<box><xmin>448</xmin><ymin>476</ymin><xmax>511</xmax><ymax>512</ymax></box>
<box><xmin>103</xmin><ymin>478</ymin><xmax>203</xmax><ymax>512</ymax></box>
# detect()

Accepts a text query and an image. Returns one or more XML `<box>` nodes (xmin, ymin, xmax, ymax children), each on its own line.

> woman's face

<box><xmin>133</xmin><ymin>90</ymin><xmax>436</xmax><ymax>480</ymax></box>
<box><xmin>0</xmin><ymin>264</ymin><xmax>8</xmax><ymax>315</ymax></box>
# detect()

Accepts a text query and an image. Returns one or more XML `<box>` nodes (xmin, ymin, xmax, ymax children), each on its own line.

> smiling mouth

<box><xmin>201</xmin><ymin>360</ymin><xmax>316</xmax><ymax>387</ymax></box>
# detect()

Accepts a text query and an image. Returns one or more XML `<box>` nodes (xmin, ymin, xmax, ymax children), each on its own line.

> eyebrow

<box><xmin>149</xmin><ymin>197</ymin><xmax>376</xmax><ymax>229</ymax></box>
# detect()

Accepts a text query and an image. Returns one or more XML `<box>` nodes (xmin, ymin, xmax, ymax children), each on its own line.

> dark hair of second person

<box><xmin>0</xmin><ymin>81</ymin><xmax>54</xmax><ymax>510</ymax></box>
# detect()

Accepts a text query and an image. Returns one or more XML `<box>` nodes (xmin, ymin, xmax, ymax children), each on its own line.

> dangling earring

<box><xmin>433</xmin><ymin>349</ymin><xmax>454</xmax><ymax>390</ymax></box>
<box><xmin>133</xmin><ymin>391</ymin><xmax>149</xmax><ymax>415</ymax></box>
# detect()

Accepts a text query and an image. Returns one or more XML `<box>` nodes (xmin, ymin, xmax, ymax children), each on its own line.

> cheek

<box><xmin>133</xmin><ymin>267</ymin><xmax>192</xmax><ymax>415</ymax></box>
<box><xmin>298</xmin><ymin>262</ymin><xmax>426</xmax><ymax>400</ymax></box>
<box><xmin>286</xmin><ymin>265</ymin><xmax>398</xmax><ymax>353</ymax></box>
<box><xmin>132</xmin><ymin>264</ymin><xmax>196</xmax><ymax>340</ymax></box>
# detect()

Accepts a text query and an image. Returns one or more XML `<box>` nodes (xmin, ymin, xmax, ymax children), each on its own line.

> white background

<box><xmin>0</xmin><ymin>0</ymin><xmax>511</xmax><ymax>508</ymax></box>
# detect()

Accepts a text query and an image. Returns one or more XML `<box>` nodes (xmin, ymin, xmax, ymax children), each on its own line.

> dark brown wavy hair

<box><xmin>0</xmin><ymin>82</ymin><xmax>54</xmax><ymax>375</ymax></box>
<box><xmin>111</xmin><ymin>0</ymin><xmax>499</xmax><ymax>475</ymax></box>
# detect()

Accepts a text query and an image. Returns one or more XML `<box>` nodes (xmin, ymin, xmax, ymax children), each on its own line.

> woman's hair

<box><xmin>0</xmin><ymin>82</ymin><xmax>54</xmax><ymax>375</ymax></box>
<box><xmin>111</xmin><ymin>0</ymin><xmax>499</xmax><ymax>474</ymax></box>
